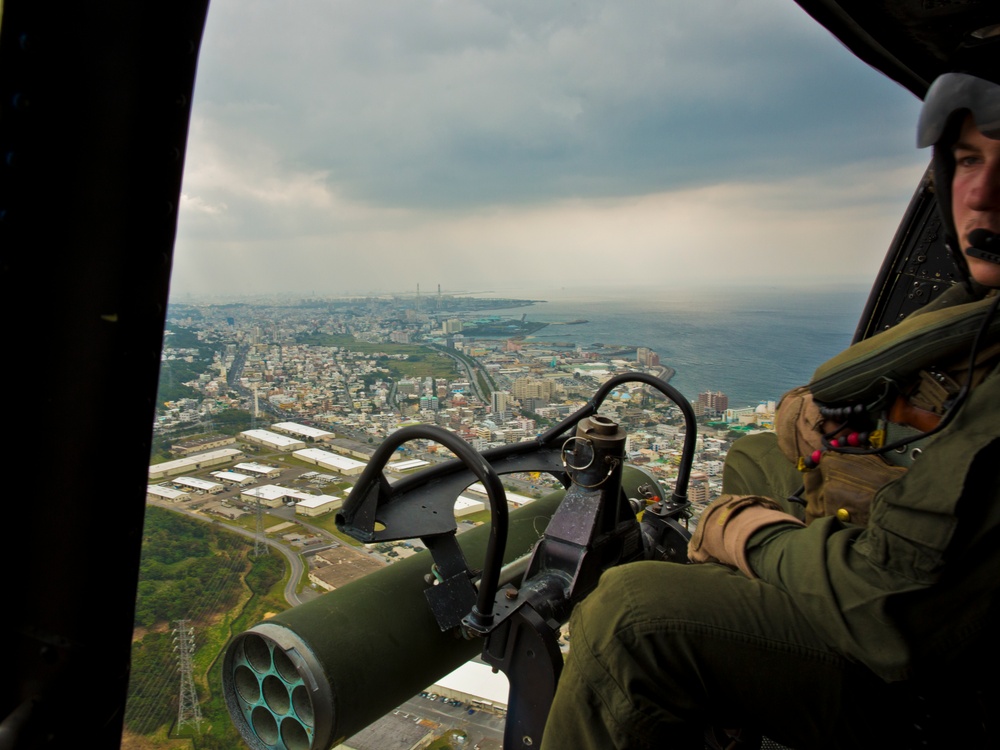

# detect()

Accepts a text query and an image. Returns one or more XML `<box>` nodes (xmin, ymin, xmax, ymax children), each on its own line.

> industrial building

<box><xmin>211</xmin><ymin>470</ymin><xmax>256</xmax><ymax>487</ymax></box>
<box><xmin>387</xmin><ymin>458</ymin><xmax>430</xmax><ymax>472</ymax></box>
<box><xmin>454</xmin><ymin>496</ymin><xmax>486</xmax><ymax>517</ymax></box>
<box><xmin>430</xmin><ymin>659</ymin><xmax>510</xmax><ymax>711</ymax></box>
<box><xmin>170</xmin><ymin>435</ymin><xmax>237</xmax><ymax>456</ymax></box>
<box><xmin>467</xmin><ymin>482</ymin><xmax>536</xmax><ymax>507</ymax></box>
<box><xmin>146</xmin><ymin>485</ymin><xmax>191</xmax><ymax>503</ymax></box>
<box><xmin>148</xmin><ymin>448</ymin><xmax>244</xmax><ymax>480</ymax></box>
<box><xmin>241</xmin><ymin>485</ymin><xmax>291</xmax><ymax>508</ymax></box>
<box><xmin>172</xmin><ymin>476</ymin><xmax>224</xmax><ymax>494</ymax></box>
<box><xmin>292</xmin><ymin>447</ymin><xmax>367</xmax><ymax>477</ymax></box>
<box><xmin>233</xmin><ymin>462</ymin><xmax>283</xmax><ymax>478</ymax></box>
<box><xmin>241</xmin><ymin>484</ymin><xmax>338</xmax><ymax>511</ymax></box>
<box><xmin>239</xmin><ymin>429</ymin><xmax>307</xmax><ymax>452</ymax></box>
<box><xmin>271</xmin><ymin>422</ymin><xmax>335</xmax><ymax>443</ymax></box>
<box><xmin>294</xmin><ymin>494</ymin><xmax>341</xmax><ymax>517</ymax></box>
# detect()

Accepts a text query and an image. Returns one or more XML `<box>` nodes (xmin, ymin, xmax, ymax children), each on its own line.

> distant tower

<box><xmin>174</xmin><ymin>620</ymin><xmax>203</xmax><ymax>732</ymax></box>
<box><xmin>438</xmin><ymin>283</ymin><xmax>441</xmax><ymax>299</ymax></box>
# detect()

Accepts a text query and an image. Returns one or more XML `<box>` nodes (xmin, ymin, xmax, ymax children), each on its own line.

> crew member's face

<box><xmin>952</xmin><ymin>114</ymin><xmax>1000</xmax><ymax>288</ymax></box>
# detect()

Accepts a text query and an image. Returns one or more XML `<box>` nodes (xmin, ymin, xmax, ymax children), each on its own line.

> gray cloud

<box><xmin>191</xmin><ymin>0</ymin><xmax>921</xmax><ymax>206</ymax></box>
<box><xmin>172</xmin><ymin>0</ymin><xmax>929</xmax><ymax>296</ymax></box>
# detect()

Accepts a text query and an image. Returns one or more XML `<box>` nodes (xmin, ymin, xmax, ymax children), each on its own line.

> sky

<box><xmin>169</xmin><ymin>0</ymin><xmax>931</xmax><ymax>300</ymax></box>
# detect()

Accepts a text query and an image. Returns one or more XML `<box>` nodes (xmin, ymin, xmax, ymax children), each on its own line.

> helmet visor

<box><xmin>917</xmin><ymin>73</ymin><xmax>1000</xmax><ymax>148</ymax></box>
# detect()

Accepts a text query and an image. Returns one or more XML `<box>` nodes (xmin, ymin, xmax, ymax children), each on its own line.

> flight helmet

<box><xmin>916</xmin><ymin>37</ymin><xmax>1000</xmax><ymax>285</ymax></box>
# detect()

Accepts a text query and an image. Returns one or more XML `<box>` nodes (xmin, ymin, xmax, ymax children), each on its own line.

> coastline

<box><xmin>465</xmin><ymin>286</ymin><xmax>867</xmax><ymax>409</ymax></box>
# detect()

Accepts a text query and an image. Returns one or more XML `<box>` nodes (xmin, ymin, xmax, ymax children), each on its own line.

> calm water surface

<box><xmin>483</xmin><ymin>284</ymin><xmax>871</xmax><ymax>408</ymax></box>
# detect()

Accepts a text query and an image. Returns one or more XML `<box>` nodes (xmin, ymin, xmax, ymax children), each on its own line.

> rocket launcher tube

<box><xmin>223</xmin><ymin>464</ymin><xmax>679</xmax><ymax>750</ymax></box>
<box><xmin>223</xmin><ymin>490</ymin><xmax>564</xmax><ymax>750</ymax></box>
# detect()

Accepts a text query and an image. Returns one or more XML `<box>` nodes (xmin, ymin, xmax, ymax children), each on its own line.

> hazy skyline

<box><xmin>170</xmin><ymin>0</ymin><xmax>930</xmax><ymax>300</ymax></box>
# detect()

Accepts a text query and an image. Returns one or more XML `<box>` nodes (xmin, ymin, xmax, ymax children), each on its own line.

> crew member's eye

<box><xmin>954</xmin><ymin>151</ymin><xmax>981</xmax><ymax>167</ymax></box>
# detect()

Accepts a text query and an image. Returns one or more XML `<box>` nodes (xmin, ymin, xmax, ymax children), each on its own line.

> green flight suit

<box><xmin>541</xmin><ymin>303</ymin><xmax>1000</xmax><ymax>748</ymax></box>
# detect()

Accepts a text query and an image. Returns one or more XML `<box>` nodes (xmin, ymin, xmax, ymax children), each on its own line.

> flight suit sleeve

<box><xmin>745</xmin><ymin>371</ymin><xmax>1000</xmax><ymax>682</ymax></box>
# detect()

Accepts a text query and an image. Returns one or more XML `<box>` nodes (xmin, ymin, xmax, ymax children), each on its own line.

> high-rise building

<box><xmin>512</xmin><ymin>377</ymin><xmax>553</xmax><ymax>402</ymax></box>
<box><xmin>688</xmin><ymin>471</ymin><xmax>712</xmax><ymax>505</ymax></box>
<box><xmin>491</xmin><ymin>391</ymin><xmax>511</xmax><ymax>420</ymax></box>
<box><xmin>636</xmin><ymin>347</ymin><xmax>660</xmax><ymax>368</ymax></box>
<box><xmin>698</xmin><ymin>391</ymin><xmax>729</xmax><ymax>414</ymax></box>
<box><xmin>521</xmin><ymin>397</ymin><xmax>547</xmax><ymax>413</ymax></box>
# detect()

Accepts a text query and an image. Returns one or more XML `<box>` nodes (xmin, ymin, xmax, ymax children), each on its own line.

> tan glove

<box><xmin>775</xmin><ymin>385</ymin><xmax>838</xmax><ymax>466</ymax></box>
<box><xmin>688</xmin><ymin>494</ymin><xmax>805</xmax><ymax>577</ymax></box>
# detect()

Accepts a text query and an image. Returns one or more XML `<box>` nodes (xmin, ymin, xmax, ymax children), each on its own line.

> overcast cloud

<box><xmin>170</xmin><ymin>0</ymin><xmax>929</xmax><ymax>299</ymax></box>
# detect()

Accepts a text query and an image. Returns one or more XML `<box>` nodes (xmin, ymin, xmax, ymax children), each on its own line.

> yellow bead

<box><xmin>836</xmin><ymin>508</ymin><xmax>851</xmax><ymax>522</ymax></box>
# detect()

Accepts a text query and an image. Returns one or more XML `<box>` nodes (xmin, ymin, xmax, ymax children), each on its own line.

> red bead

<box><xmin>847</xmin><ymin>432</ymin><xmax>860</xmax><ymax>447</ymax></box>
<box><xmin>829</xmin><ymin>439</ymin><xmax>840</xmax><ymax>448</ymax></box>
<box><xmin>811</xmin><ymin>450</ymin><xmax>823</xmax><ymax>465</ymax></box>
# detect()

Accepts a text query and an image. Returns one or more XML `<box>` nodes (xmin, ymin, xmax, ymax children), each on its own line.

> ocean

<box><xmin>484</xmin><ymin>284</ymin><xmax>873</xmax><ymax>409</ymax></box>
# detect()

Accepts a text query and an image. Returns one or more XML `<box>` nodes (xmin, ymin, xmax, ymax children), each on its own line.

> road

<box><xmin>147</xmin><ymin>496</ymin><xmax>313</xmax><ymax>607</ymax></box>
<box><xmin>428</xmin><ymin>343</ymin><xmax>491</xmax><ymax>403</ymax></box>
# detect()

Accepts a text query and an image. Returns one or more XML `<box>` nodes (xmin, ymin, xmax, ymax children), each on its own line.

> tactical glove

<box><xmin>688</xmin><ymin>494</ymin><xmax>804</xmax><ymax>577</ymax></box>
<box><xmin>775</xmin><ymin>385</ymin><xmax>833</xmax><ymax>464</ymax></box>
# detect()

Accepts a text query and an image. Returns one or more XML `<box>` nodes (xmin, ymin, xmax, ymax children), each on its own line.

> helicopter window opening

<box><xmin>128</xmin><ymin>0</ymin><xmax>934</xmax><ymax>747</ymax></box>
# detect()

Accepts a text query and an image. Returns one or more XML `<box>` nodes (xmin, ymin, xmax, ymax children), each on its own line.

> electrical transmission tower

<box><xmin>253</xmin><ymin>495</ymin><xmax>266</xmax><ymax>558</ymax></box>
<box><xmin>173</xmin><ymin>619</ymin><xmax>203</xmax><ymax>732</ymax></box>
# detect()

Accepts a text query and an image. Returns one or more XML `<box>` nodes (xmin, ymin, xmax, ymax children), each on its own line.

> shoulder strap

<box><xmin>810</xmin><ymin>293</ymin><xmax>1000</xmax><ymax>404</ymax></box>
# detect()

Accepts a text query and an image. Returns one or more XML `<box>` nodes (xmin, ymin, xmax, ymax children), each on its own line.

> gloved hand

<box><xmin>775</xmin><ymin>385</ymin><xmax>837</xmax><ymax>465</ymax></box>
<box><xmin>688</xmin><ymin>494</ymin><xmax>804</xmax><ymax>577</ymax></box>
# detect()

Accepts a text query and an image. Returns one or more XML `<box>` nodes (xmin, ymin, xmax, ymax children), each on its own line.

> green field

<box><xmin>297</xmin><ymin>334</ymin><xmax>461</xmax><ymax>379</ymax></box>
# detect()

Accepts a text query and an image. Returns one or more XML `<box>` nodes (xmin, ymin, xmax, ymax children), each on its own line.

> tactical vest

<box><xmin>775</xmin><ymin>288</ymin><xmax>1000</xmax><ymax>526</ymax></box>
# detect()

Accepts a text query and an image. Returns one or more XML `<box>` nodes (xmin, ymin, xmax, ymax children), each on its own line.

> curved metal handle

<box><xmin>337</xmin><ymin>424</ymin><xmax>509</xmax><ymax>628</ymax></box>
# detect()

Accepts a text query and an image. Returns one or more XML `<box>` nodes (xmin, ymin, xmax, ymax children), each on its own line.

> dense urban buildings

<box><xmin>155</xmin><ymin>294</ymin><xmax>778</xmax><ymax>506</ymax></box>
